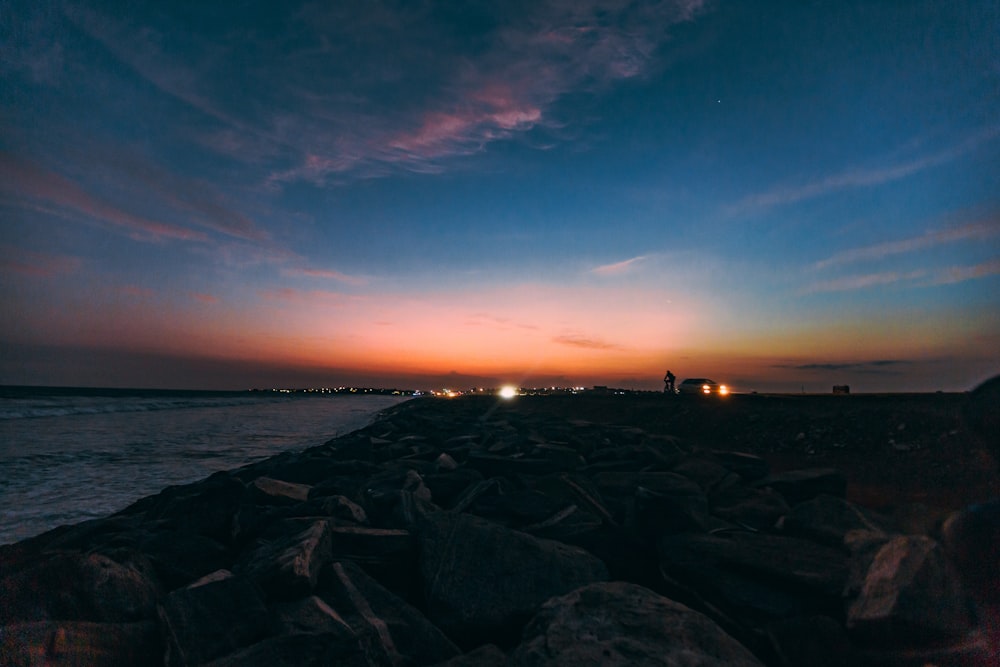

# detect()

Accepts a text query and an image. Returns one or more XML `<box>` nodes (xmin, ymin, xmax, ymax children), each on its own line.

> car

<box><xmin>677</xmin><ymin>378</ymin><xmax>729</xmax><ymax>396</ymax></box>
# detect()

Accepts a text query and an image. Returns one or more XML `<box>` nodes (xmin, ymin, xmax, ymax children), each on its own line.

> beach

<box><xmin>2</xmin><ymin>391</ymin><xmax>996</xmax><ymax>665</ymax></box>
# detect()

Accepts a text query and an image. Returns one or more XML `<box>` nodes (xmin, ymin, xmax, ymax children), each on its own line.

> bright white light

<box><xmin>719</xmin><ymin>385</ymin><xmax>729</xmax><ymax>396</ymax></box>
<box><xmin>499</xmin><ymin>385</ymin><xmax>517</xmax><ymax>399</ymax></box>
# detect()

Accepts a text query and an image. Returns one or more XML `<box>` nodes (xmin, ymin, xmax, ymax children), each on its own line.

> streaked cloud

<box><xmin>120</xmin><ymin>285</ymin><xmax>155</xmax><ymax>298</ymax></box>
<box><xmin>0</xmin><ymin>153</ymin><xmax>206</xmax><ymax>243</ymax></box>
<box><xmin>190</xmin><ymin>293</ymin><xmax>218</xmax><ymax>304</ymax></box>
<box><xmin>734</xmin><ymin>126</ymin><xmax>1000</xmax><ymax>214</ymax></box>
<box><xmin>66</xmin><ymin>1</ymin><xmax>707</xmax><ymax>185</ymax></box>
<box><xmin>774</xmin><ymin>359</ymin><xmax>909</xmax><ymax>374</ymax></box>
<box><xmin>815</xmin><ymin>221</ymin><xmax>1000</xmax><ymax>269</ymax></box>
<box><xmin>799</xmin><ymin>270</ymin><xmax>926</xmax><ymax>294</ymax></box>
<box><xmin>283</xmin><ymin>267</ymin><xmax>368</xmax><ymax>287</ymax></box>
<box><xmin>552</xmin><ymin>334</ymin><xmax>624</xmax><ymax>351</ymax></box>
<box><xmin>926</xmin><ymin>258</ymin><xmax>1000</xmax><ymax>286</ymax></box>
<box><xmin>0</xmin><ymin>246</ymin><xmax>81</xmax><ymax>278</ymax></box>
<box><xmin>590</xmin><ymin>255</ymin><xmax>648</xmax><ymax>276</ymax></box>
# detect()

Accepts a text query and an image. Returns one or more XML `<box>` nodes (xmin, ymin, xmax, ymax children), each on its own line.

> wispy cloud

<box><xmin>190</xmin><ymin>292</ymin><xmax>218</xmax><ymax>304</ymax></box>
<box><xmin>0</xmin><ymin>152</ymin><xmax>206</xmax><ymax>243</ymax></box>
<box><xmin>774</xmin><ymin>360</ymin><xmax>909</xmax><ymax>374</ymax></box>
<box><xmin>925</xmin><ymin>258</ymin><xmax>1000</xmax><ymax>286</ymax></box>
<box><xmin>815</xmin><ymin>221</ymin><xmax>1000</xmax><ymax>269</ymax></box>
<box><xmin>799</xmin><ymin>270</ymin><xmax>926</xmax><ymax>294</ymax></box>
<box><xmin>120</xmin><ymin>285</ymin><xmax>154</xmax><ymax>298</ymax></box>
<box><xmin>283</xmin><ymin>267</ymin><xmax>368</xmax><ymax>287</ymax></box>
<box><xmin>552</xmin><ymin>333</ymin><xmax>624</xmax><ymax>351</ymax></box>
<box><xmin>67</xmin><ymin>1</ymin><xmax>708</xmax><ymax>185</ymax></box>
<box><xmin>0</xmin><ymin>245</ymin><xmax>81</xmax><ymax>277</ymax></box>
<box><xmin>590</xmin><ymin>255</ymin><xmax>648</xmax><ymax>276</ymax></box>
<box><xmin>733</xmin><ymin>126</ymin><xmax>1000</xmax><ymax>214</ymax></box>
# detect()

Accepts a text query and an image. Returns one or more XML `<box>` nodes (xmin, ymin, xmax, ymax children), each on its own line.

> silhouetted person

<box><xmin>942</xmin><ymin>374</ymin><xmax>1000</xmax><ymax>662</ymax></box>
<box><xmin>664</xmin><ymin>370</ymin><xmax>675</xmax><ymax>394</ymax></box>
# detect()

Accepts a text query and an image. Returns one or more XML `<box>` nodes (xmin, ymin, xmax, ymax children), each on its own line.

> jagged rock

<box><xmin>158</xmin><ymin>573</ymin><xmax>271</xmax><ymax>667</ymax></box>
<box><xmin>139</xmin><ymin>529</ymin><xmax>232</xmax><ymax>590</ymax></box>
<box><xmin>236</xmin><ymin>520</ymin><xmax>333</xmax><ymax>599</ymax></box>
<box><xmin>428</xmin><ymin>643</ymin><xmax>508</xmax><ymax>667</ymax></box>
<box><xmin>764</xmin><ymin>615</ymin><xmax>855</xmax><ymax>667</ymax></box>
<box><xmin>709</xmin><ymin>485</ymin><xmax>790</xmax><ymax>531</ymax></box>
<box><xmin>0</xmin><ymin>551</ymin><xmax>159</xmax><ymax>624</ymax></box>
<box><xmin>781</xmin><ymin>494</ymin><xmax>890</xmax><ymax>548</ymax></box>
<box><xmin>672</xmin><ymin>456</ymin><xmax>742</xmax><ymax>493</ymax></box>
<box><xmin>271</xmin><ymin>595</ymin><xmax>357</xmax><ymax>637</ymax></box>
<box><xmin>464</xmin><ymin>489</ymin><xmax>570</xmax><ymax>529</ymax></box>
<box><xmin>509</xmin><ymin>581</ymin><xmax>764</xmax><ymax>666</ymax></box>
<box><xmin>250</xmin><ymin>477</ymin><xmax>312</xmax><ymax>505</ymax></box>
<box><xmin>124</xmin><ymin>471</ymin><xmax>248</xmax><ymax>544</ymax></box>
<box><xmin>465</xmin><ymin>451</ymin><xmax>561</xmax><ymax>477</ymax></box>
<box><xmin>661</xmin><ymin>531</ymin><xmax>849</xmax><ymax>599</ymax></box>
<box><xmin>421</xmin><ymin>468</ymin><xmax>485</xmax><ymax>509</ymax></box>
<box><xmin>0</xmin><ymin>620</ymin><xmax>161</xmax><ymax>667</ymax></box>
<box><xmin>754</xmin><ymin>468</ymin><xmax>847</xmax><ymax>505</ymax></box>
<box><xmin>417</xmin><ymin>510</ymin><xmax>609</xmax><ymax>648</ymax></box>
<box><xmin>847</xmin><ymin>535</ymin><xmax>973</xmax><ymax>642</ymax></box>
<box><xmin>711</xmin><ymin>451</ymin><xmax>771</xmax><ymax>482</ymax></box>
<box><xmin>530</xmin><ymin>444</ymin><xmax>586</xmax><ymax>470</ymax></box>
<box><xmin>593</xmin><ymin>472</ymin><xmax>708</xmax><ymax>538</ymax></box>
<box><xmin>323</xmin><ymin>560</ymin><xmax>461</xmax><ymax>665</ymax></box>
<box><xmin>202</xmin><ymin>633</ymin><xmax>374</xmax><ymax>667</ymax></box>
<box><xmin>310</xmin><ymin>495</ymin><xmax>369</xmax><ymax>526</ymax></box>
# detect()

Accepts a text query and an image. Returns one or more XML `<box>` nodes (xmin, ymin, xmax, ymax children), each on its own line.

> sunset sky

<box><xmin>2</xmin><ymin>1</ymin><xmax>998</xmax><ymax>392</ymax></box>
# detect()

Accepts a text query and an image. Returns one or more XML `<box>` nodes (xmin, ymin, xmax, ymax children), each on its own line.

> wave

<box><xmin>0</xmin><ymin>393</ymin><xmax>299</xmax><ymax>421</ymax></box>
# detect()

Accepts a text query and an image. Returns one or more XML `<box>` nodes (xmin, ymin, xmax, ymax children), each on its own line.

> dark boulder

<box><xmin>509</xmin><ymin>581</ymin><xmax>764</xmax><ymax>666</ymax></box>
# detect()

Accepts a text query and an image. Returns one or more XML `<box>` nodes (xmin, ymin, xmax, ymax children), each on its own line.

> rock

<box><xmin>323</xmin><ymin>560</ymin><xmax>461</xmax><ymax>666</ymax></box>
<box><xmin>125</xmin><ymin>471</ymin><xmax>248</xmax><ymax>545</ymax></box>
<box><xmin>139</xmin><ymin>529</ymin><xmax>232</xmax><ymax>591</ymax></box>
<box><xmin>846</xmin><ymin>535</ymin><xmax>973</xmax><ymax>643</ymax></box>
<box><xmin>0</xmin><ymin>620</ymin><xmax>161</xmax><ymax>667</ymax></box>
<box><xmin>672</xmin><ymin>456</ymin><xmax>742</xmax><ymax>493</ymax></box>
<box><xmin>764</xmin><ymin>615</ymin><xmax>855</xmax><ymax>667</ymax></box>
<box><xmin>250</xmin><ymin>477</ymin><xmax>312</xmax><ymax>505</ymax></box>
<box><xmin>304</xmin><ymin>495</ymin><xmax>370</xmax><ymax>525</ymax></box>
<box><xmin>754</xmin><ymin>468</ymin><xmax>847</xmax><ymax>505</ymax></box>
<box><xmin>0</xmin><ymin>551</ymin><xmax>159</xmax><ymax>624</ymax></box>
<box><xmin>158</xmin><ymin>573</ymin><xmax>271</xmax><ymax>667</ymax></box>
<box><xmin>711</xmin><ymin>451</ymin><xmax>771</xmax><ymax>482</ymax></box>
<box><xmin>781</xmin><ymin>494</ymin><xmax>890</xmax><ymax>548</ymax></box>
<box><xmin>421</xmin><ymin>468</ymin><xmax>485</xmax><ymax>509</ymax></box>
<box><xmin>428</xmin><ymin>643</ymin><xmax>508</xmax><ymax>667</ymax></box>
<box><xmin>236</xmin><ymin>520</ymin><xmax>333</xmax><ymax>599</ymax></box>
<box><xmin>593</xmin><ymin>472</ymin><xmax>708</xmax><ymax>539</ymax></box>
<box><xmin>417</xmin><ymin>511</ymin><xmax>608</xmax><ymax>648</ymax></box>
<box><xmin>661</xmin><ymin>531</ymin><xmax>849</xmax><ymax>599</ymax></box>
<box><xmin>709</xmin><ymin>485</ymin><xmax>790</xmax><ymax>531</ymax></box>
<box><xmin>465</xmin><ymin>451</ymin><xmax>561</xmax><ymax>477</ymax></box>
<box><xmin>509</xmin><ymin>581</ymin><xmax>764</xmax><ymax>666</ymax></box>
<box><xmin>202</xmin><ymin>633</ymin><xmax>373</xmax><ymax>667</ymax></box>
<box><xmin>271</xmin><ymin>595</ymin><xmax>356</xmax><ymax>638</ymax></box>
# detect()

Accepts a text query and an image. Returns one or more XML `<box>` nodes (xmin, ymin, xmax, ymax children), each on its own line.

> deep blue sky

<box><xmin>2</xmin><ymin>0</ymin><xmax>998</xmax><ymax>391</ymax></box>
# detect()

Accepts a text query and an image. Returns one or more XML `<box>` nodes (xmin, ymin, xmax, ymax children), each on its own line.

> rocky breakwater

<box><xmin>1</xmin><ymin>395</ymin><xmax>992</xmax><ymax>666</ymax></box>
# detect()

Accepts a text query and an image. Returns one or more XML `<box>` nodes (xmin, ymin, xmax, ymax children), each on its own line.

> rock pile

<box><xmin>0</xmin><ymin>396</ymin><xmax>991</xmax><ymax>665</ymax></box>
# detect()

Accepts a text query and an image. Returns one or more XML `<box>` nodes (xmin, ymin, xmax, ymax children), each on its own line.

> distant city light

<box><xmin>499</xmin><ymin>385</ymin><xmax>517</xmax><ymax>399</ymax></box>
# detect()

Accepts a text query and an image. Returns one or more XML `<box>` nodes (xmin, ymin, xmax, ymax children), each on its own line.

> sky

<box><xmin>1</xmin><ymin>0</ymin><xmax>998</xmax><ymax>393</ymax></box>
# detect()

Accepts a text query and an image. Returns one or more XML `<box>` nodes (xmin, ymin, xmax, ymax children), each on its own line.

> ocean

<box><xmin>0</xmin><ymin>386</ymin><xmax>411</xmax><ymax>545</ymax></box>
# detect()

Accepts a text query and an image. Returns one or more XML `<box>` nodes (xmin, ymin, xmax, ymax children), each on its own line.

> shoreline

<box><xmin>2</xmin><ymin>393</ymin><xmax>995</xmax><ymax>665</ymax></box>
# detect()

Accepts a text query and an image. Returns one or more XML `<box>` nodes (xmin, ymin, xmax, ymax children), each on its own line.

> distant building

<box><xmin>833</xmin><ymin>385</ymin><xmax>850</xmax><ymax>394</ymax></box>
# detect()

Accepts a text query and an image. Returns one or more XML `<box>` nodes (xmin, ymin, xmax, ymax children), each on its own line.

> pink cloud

<box><xmin>799</xmin><ymin>270</ymin><xmax>927</xmax><ymax>294</ymax></box>
<box><xmin>928</xmin><ymin>258</ymin><xmax>1000</xmax><ymax>286</ymax></box>
<box><xmin>815</xmin><ymin>221</ymin><xmax>1000</xmax><ymax>269</ymax></box>
<box><xmin>0</xmin><ymin>152</ymin><xmax>206</xmax><ymax>243</ymax></box>
<box><xmin>191</xmin><ymin>292</ymin><xmax>218</xmax><ymax>303</ymax></box>
<box><xmin>0</xmin><ymin>245</ymin><xmax>81</xmax><ymax>277</ymax></box>
<box><xmin>734</xmin><ymin>126</ymin><xmax>1000</xmax><ymax>213</ymax></box>
<box><xmin>120</xmin><ymin>285</ymin><xmax>155</xmax><ymax>298</ymax></box>
<box><xmin>590</xmin><ymin>255</ymin><xmax>648</xmax><ymax>276</ymax></box>
<box><xmin>283</xmin><ymin>267</ymin><xmax>368</xmax><ymax>287</ymax></box>
<box><xmin>552</xmin><ymin>334</ymin><xmax>625</xmax><ymax>351</ymax></box>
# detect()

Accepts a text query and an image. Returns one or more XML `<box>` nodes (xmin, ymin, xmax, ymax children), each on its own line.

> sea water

<box><xmin>0</xmin><ymin>386</ymin><xmax>411</xmax><ymax>545</ymax></box>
